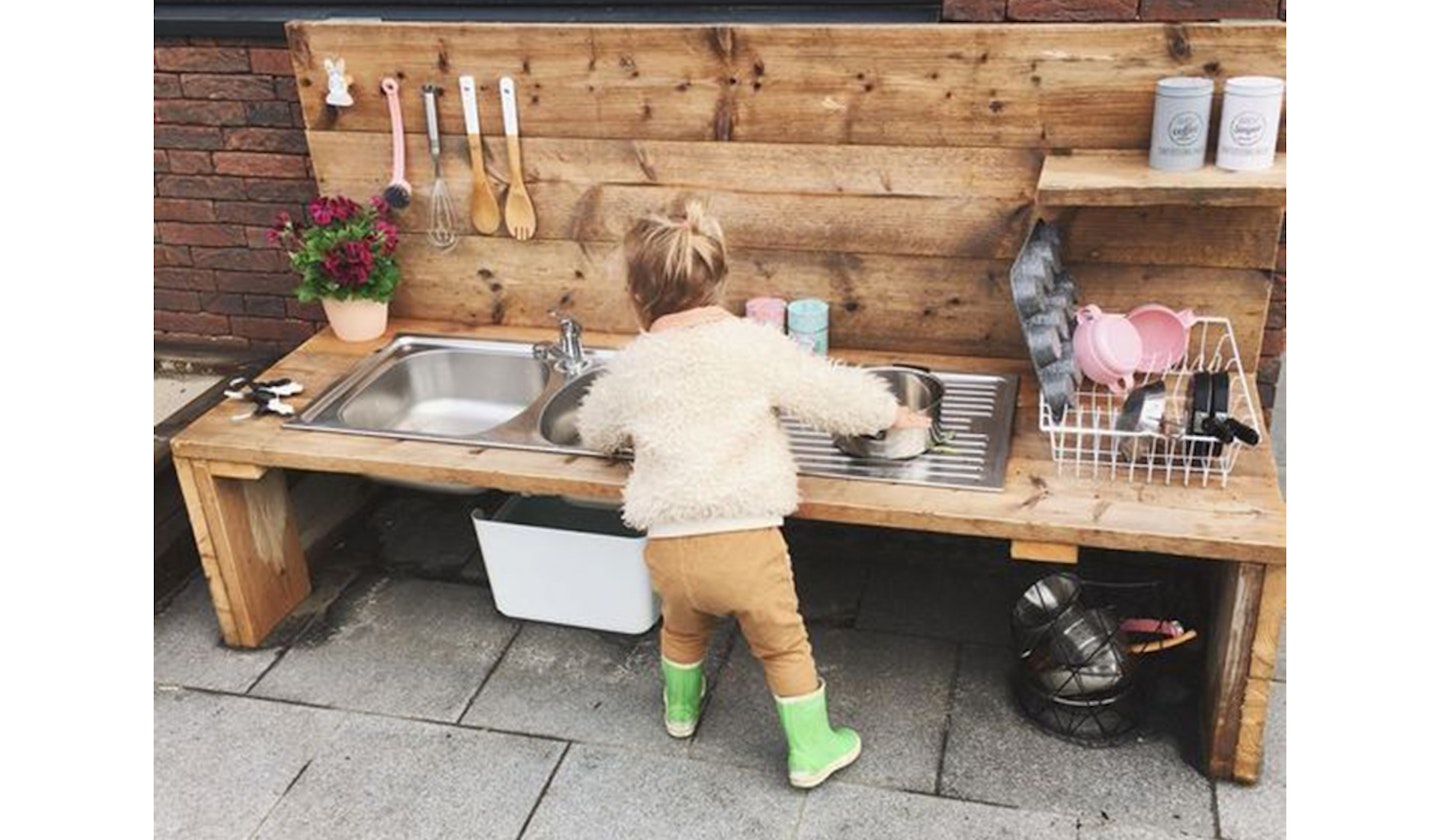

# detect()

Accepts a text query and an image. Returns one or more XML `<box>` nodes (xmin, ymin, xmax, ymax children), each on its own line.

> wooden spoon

<box><xmin>458</xmin><ymin>76</ymin><xmax>501</xmax><ymax>235</ymax></box>
<box><xmin>499</xmin><ymin>76</ymin><xmax>536</xmax><ymax>241</ymax></box>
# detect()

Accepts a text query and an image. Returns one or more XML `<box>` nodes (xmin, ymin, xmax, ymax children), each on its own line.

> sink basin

<box><xmin>287</xmin><ymin>335</ymin><xmax>610</xmax><ymax>451</ymax></box>
<box><xmin>339</xmin><ymin>345</ymin><xmax>549</xmax><ymax>437</ymax></box>
<box><xmin>538</xmin><ymin>368</ymin><xmax>603</xmax><ymax>447</ymax></box>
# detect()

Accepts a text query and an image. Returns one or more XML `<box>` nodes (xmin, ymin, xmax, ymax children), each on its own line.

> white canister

<box><xmin>1149</xmin><ymin>77</ymin><xmax>1214</xmax><ymax>171</ymax></box>
<box><xmin>1216</xmin><ymin>76</ymin><xmax>1285</xmax><ymax>171</ymax></box>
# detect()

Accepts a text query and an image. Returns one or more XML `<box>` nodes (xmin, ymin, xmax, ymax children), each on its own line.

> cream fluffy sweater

<box><xmin>576</xmin><ymin>309</ymin><xmax>899</xmax><ymax>534</ymax></box>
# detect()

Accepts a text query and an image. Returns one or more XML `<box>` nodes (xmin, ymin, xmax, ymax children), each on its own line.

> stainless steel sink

<box><xmin>287</xmin><ymin>335</ymin><xmax>612</xmax><ymax>454</ymax></box>
<box><xmin>288</xmin><ymin>332</ymin><xmax>1016</xmax><ymax>492</ymax></box>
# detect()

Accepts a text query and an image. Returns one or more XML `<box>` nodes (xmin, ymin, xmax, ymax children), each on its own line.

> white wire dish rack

<box><xmin>1038</xmin><ymin>315</ymin><xmax>1261</xmax><ymax>487</ymax></box>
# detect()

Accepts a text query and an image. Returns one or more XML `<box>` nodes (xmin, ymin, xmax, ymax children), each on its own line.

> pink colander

<box><xmin>1126</xmin><ymin>304</ymin><xmax>1197</xmax><ymax>373</ymax></box>
<box><xmin>1074</xmin><ymin>305</ymin><xmax>1142</xmax><ymax>395</ymax></box>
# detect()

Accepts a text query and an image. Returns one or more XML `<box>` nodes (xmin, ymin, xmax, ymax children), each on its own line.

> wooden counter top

<box><xmin>171</xmin><ymin>318</ymin><xmax>1285</xmax><ymax>565</ymax></box>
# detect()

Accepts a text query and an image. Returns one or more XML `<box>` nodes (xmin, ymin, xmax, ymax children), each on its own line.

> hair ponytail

<box><xmin>623</xmin><ymin>199</ymin><xmax>729</xmax><ymax>328</ymax></box>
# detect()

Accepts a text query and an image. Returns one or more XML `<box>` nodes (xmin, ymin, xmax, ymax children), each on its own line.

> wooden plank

<box><xmin>1204</xmin><ymin>561</ymin><xmax>1266</xmax><ymax>778</ymax></box>
<box><xmin>307</xmin><ymin>132</ymin><xmax>1041</xmax><ymax>201</ymax></box>
<box><xmin>1228</xmin><ymin>562</ymin><xmax>1285</xmax><ymax>782</ymax></box>
<box><xmin>288</xmin><ymin>21</ymin><xmax>1284</xmax><ymax>149</ymax></box>
<box><xmin>387</xmin><ymin>235</ymin><xmax>1271</xmax><ymax>363</ymax></box>
<box><xmin>1057</xmin><ymin>204</ymin><xmax>1284</xmax><ymax>270</ymax></box>
<box><xmin>169</xmin><ymin>319</ymin><xmax>1287</xmax><ymax>565</ymax></box>
<box><xmin>1010</xmin><ymin>540</ymin><xmax>1078</xmax><ymax>564</ymax></box>
<box><xmin>172</xmin><ymin>456</ymin><xmax>240</xmax><ymax>644</ymax></box>
<box><xmin>207</xmin><ymin>461</ymin><xmax>270</xmax><ymax>481</ymax></box>
<box><xmin>1232</xmin><ymin>677</ymin><xmax>1272</xmax><ymax>783</ymax></box>
<box><xmin>186</xmin><ymin>461</ymin><xmax>312</xmax><ymax>648</ymax></box>
<box><xmin>1038</xmin><ymin>151</ymin><xmax>1286</xmax><ymax>208</ymax></box>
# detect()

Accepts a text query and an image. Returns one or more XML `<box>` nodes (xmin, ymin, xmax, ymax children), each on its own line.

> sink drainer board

<box><xmin>782</xmin><ymin>371</ymin><xmax>1019</xmax><ymax>492</ymax></box>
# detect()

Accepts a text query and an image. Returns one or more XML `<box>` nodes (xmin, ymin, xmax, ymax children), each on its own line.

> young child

<box><xmin>575</xmin><ymin>201</ymin><xmax>929</xmax><ymax>788</ymax></box>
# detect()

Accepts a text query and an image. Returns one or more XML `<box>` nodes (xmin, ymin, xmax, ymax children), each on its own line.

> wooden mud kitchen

<box><xmin>169</xmin><ymin>20</ymin><xmax>1285</xmax><ymax>782</ymax></box>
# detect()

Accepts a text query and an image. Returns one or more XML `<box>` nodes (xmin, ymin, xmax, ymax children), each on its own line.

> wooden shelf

<box><xmin>1037</xmin><ymin>150</ymin><xmax>1286</xmax><ymax>208</ymax></box>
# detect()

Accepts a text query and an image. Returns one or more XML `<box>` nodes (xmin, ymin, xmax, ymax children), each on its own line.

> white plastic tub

<box><xmin>472</xmin><ymin>495</ymin><xmax>659</xmax><ymax>634</ymax></box>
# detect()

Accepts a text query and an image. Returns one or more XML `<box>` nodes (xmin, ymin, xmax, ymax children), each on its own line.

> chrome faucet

<box><xmin>534</xmin><ymin>315</ymin><xmax>589</xmax><ymax>375</ymax></box>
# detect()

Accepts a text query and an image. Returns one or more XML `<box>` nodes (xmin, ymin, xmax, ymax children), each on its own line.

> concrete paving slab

<box><xmin>154</xmin><ymin>688</ymin><xmax>345</xmax><ymax>840</ymax></box>
<box><xmin>693</xmin><ymin>626</ymin><xmax>956</xmax><ymax>793</ymax></box>
<box><xmin>154</xmin><ymin>577</ymin><xmax>281</xmax><ymax>693</ymax></box>
<box><xmin>254</xmin><ymin>714</ymin><xmax>563</xmax><ymax>840</ymax></box>
<box><xmin>940</xmin><ymin>646</ymin><xmax>1214</xmax><ymax>838</ymax></box>
<box><xmin>250</xmin><ymin>576</ymin><xmax>517</xmax><ymax>721</ymax></box>
<box><xmin>1215</xmin><ymin>682</ymin><xmax>1286</xmax><ymax>840</ymax></box>
<box><xmin>799</xmin><ymin>782</ymin><xmax>1076</xmax><ymax>840</ymax></box>
<box><xmin>521</xmin><ymin>743</ymin><xmax>803</xmax><ymax>840</ymax></box>
<box><xmin>462</xmin><ymin>621</ymin><xmax>732</xmax><ymax>755</ymax></box>
<box><xmin>369</xmin><ymin>491</ymin><xmax>488</xmax><ymax>582</ymax></box>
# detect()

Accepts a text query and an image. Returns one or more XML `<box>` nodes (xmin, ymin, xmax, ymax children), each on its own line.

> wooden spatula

<box><xmin>499</xmin><ymin>76</ymin><xmax>536</xmax><ymax>241</ymax></box>
<box><xmin>458</xmin><ymin>76</ymin><xmax>501</xmax><ymax>235</ymax></box>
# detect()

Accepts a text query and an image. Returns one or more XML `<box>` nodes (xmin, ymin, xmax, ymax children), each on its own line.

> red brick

<box><xmin>155</xmin><ymin>100</ymin><xmax>248</xmax><ymax>126</ymax></box>
<box><xmin>1256</xmin><ymin>355</ymin><xmax>1283</xmax><ymax>385</ymax></box>
<box><xmin>156</xmin><ymin>174</ymin><xmax>248</xmax><ymax>200</ymax></box>
<box><xmin>155</xmin><ymin>46</ymin><xmax>251</xmax><ymax>73</ymax></box>
<box><xmin>231</xmin><ymin>317</ymin><xmax>315</xmax><ymax>344</ymax></box>
<box><xmin>1257</xmin><ymin>383</ymin><xmax>1275</xmax><ymax>410</ymax></box>
<box><xmin>1008</xmin><ymin>1</ymin><xmax>1139</xmax><ymax>20</ymax></box>
<box><xmin>180</xmin><ymin>74</ymin><xmax>275</xmax><ymax>101</ymax></box>
<box><xmin>157</xmin><ymin>223</ymin><xmax>247</xmax><ymax>247</ymax></box>
<box><xmin>154</xmin><ymin>198</ymin><xmax>216</xmax><ymax>223</ymax></box>
<box><xmin>155</xmin><ymin>125</ymin><xmax>223</xmax><ymax>150</ymax></box>
<box><xmin>155</xmin><ymin>267</ymin><xmax>216</xmax><ymax>290</ymax></box>
<box><xmin>154</xmin><ymin>244</ymin><xmax>191</xmax><ymax>266</ymax></box>
<box><xmin>200</xmin><ymin>292</ymin><xmax>245</xmax><ymax>315</ymax></box>
<box><xmin>286</xmin><ymin>299</ymin><xmax>325</xmax><ymax>320</ymax></box>
<box><xmin>1261</xmin><ymin>327</ymin><xmax>1285</xmax><ymax>357</ymax></box>
<box><xmin>274</xmin><ymin>76</ymin><xmax>299</xmax><ymax>102</ymax></box>
<box><xmin>155</xmin><ymin>310</ymin><xmax>229</xmax><ymax>335</ymax></box>
<box><xmin>154</xmin><ymin>150</ymin><xmax>168</xmax><ymax>173</ymax></box>
<box><xmin>192</xmin><ymin>247</ymin><xmax>289</xmax><ymax>272</ymax></box>
<box><xmin>155</xmin><ymin>73</ymin><xmax>182</xmax><ymax>99</ymax></box>
<box><xmin>1265</xmin><ymin>296</ymin><xmax>1285</xmax><ymax>329</ymax></box>
<box><xmin>249</xmin><ymin>48</ymin><xmax>295</xmax><ymax>76</ymax></box>
<box><xmin>215</xmin><ymin>271</ymin><xmax>297</xmax><ymax>295</ymax></box>
<box><xmin>155</xmin><ymin>289</ymin><xmax>201</xmax><ymax>312</ymax></box>
<box><xmin>214</xmin><ymin>201</ymin><xmax>303</xmax><ymax>226</ymax></box>
<box><xmin>222</xmin><ymin>127</ymin><xmax>308</xmax><ymax>154</ymax></box>
<box><xmin>158</xmin><ymin>332</ymin><xmax>251</xmax><ymax>350</ymax></box>
<box><xmin>247</xmin><ymin>101</ymin><xmax>296</xmax><ymax>127</ymax></box>
<box><xmin>941</xmin><ymin>0</ymin><xmax>1007</xmax><ymax>21</ymax></box>
<box><xmin>1275</xmin><ymin>242</ymin><xmax>1285</xmax><ymax>272</ymax></box>
<box><xmin>244</xmin><ymin>295</ymin><xmax>289</xmax><ymax>317</ymax></box>
<box><xmin>246</xmin><ymin>178</ymin><xmax>318</xmax><ymax>203</ymax></box>
<box><xmin>214</xmin><ymin>152</ymin><xmax>309</xmax><ymax>178</ymax></box>
<box><xmin>245</xmin><ymin>227</ymin><xmax>278</xmax><ymax>249</ymax></box>
<box><xmin>1140</xmin><ymin>1</ymin><xmax>1279</xmax><ymax>21</ymax></box>
<box><xmin>167</xmin><ymin>150</ymin><xmax>214</xmax><ymax>175</ymax></box>
<box><xmin>291</xmin><ymin>103</ymin><xmax>307</xmax><ymax>127</ymax></box>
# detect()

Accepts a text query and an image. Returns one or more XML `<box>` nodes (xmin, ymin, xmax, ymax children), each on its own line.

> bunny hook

<box><xmin>323</xmin><ymin>58</ymin><xmax>354</xmax><ymax>107</ymax></box>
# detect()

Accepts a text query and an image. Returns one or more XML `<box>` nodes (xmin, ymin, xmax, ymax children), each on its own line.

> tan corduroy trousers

<box><xmin>643</xmin><ymin>527</ymin><xmax>819</xmax><ymax>697</ymax></box>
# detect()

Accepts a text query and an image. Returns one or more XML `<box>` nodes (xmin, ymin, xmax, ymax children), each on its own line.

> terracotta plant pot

<box><xmin>321</xmin><ymin>298</ymin><xmax>389</xmax><ymax>342</ymax></box>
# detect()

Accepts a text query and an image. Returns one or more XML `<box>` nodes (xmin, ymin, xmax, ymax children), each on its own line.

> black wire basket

<box><xmin>1009</xmin><ymin>572</ymin><xmax>1194</xmax><ymax>747</ymax></box>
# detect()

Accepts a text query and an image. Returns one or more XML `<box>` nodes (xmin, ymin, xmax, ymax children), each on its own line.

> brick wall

<box><xmin>154</xmin><ymin>38</ymin><xmax>323</xmax><ymax>351</ymax></box>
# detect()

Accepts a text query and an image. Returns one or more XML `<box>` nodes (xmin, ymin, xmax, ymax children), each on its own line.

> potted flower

<box><xmin>269</xmin><ymin>195</ymin><xmax>401</xmax><ymax>342</ymax></box>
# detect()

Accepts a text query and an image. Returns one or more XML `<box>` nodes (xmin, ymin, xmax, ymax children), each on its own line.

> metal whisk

<box><xmin>422</xmin><ymin>85</ymin><xmax>457</xmax><ymax>252</ymax></box>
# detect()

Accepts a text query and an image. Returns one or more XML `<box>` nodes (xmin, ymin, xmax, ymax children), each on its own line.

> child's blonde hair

<box><xmin>623</xmin><ymin>200</ymin><xmax>728</xmax><ymax>329</ymax></box>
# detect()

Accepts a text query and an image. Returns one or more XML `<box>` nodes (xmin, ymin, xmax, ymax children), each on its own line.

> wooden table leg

<box><xmin>173</xmin><ymin>457</ymin><xmax>312</xmax><ymax>648</ymax></box>
<box><xmin>1204</xmin><ymin>561</ymin><xmax>1285</xmax><ymax>782</ymax></box>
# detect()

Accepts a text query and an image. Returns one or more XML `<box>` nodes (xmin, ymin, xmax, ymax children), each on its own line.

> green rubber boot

<box><xmin>774</xmin><ymin>680</ymin><xmax>862</xmax><ymax>788</ymax></box>
<box><xmin>661</xmin><ymin>657</ymin><xmax>706</xmax><ymax>738</ymax></box>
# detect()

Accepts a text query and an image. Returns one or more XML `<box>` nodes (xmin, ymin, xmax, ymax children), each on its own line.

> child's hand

<box><xmin>891</xmin><ymin>406</ymin><xmax>933</xmax><ymax>429</ymax></box>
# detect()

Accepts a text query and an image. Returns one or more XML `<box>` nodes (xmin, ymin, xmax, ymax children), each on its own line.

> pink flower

<box><xmin>331</xmin><ymin>196</ymin><xmax>361</xmax><ymax>222</ymax></box>
<box><xmin>265</xmin><ymin>211</ymin><xmax>292</xmax><ymax>246</ymax></box>
<box><xmin>308</xmin><ymin>197</ymin><xmax>334</xmax><ymax>226</ymax></box>
<box><xmin>375</xmin><ymin>220</ymin><xmax>399</xmax><ymax>255</ymax></box>
<box><xmin>370</xmin><ymin>196</ymin><xmax>391</xmax><ymax>216</ymax></box>
<box><xmin>321</xmin><ymin>238</ymin><xmax>378</xmax><ymax>288</ymax></box>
